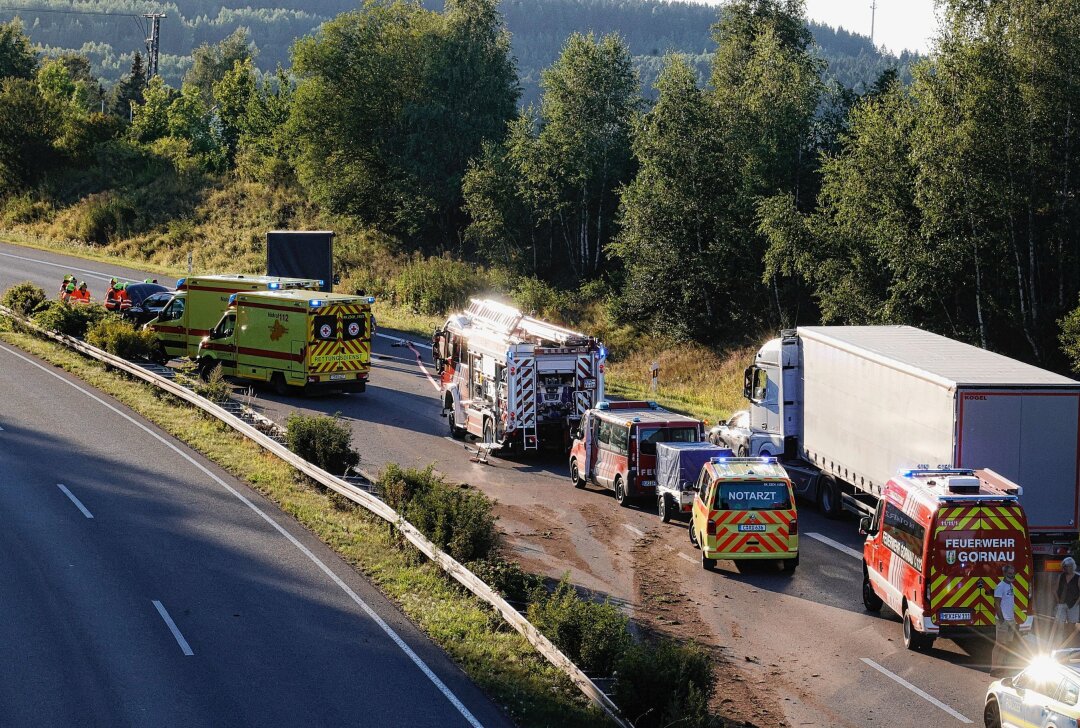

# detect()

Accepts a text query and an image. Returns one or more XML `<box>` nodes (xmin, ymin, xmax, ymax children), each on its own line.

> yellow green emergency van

<box><xmin>196</xmin><ymin>290</ymin><xmax>373</xmax><ymax>394</ymax></box>
<box><xmin>147</xmin><ymin>275</ymin><xmax>322</xmax><ymax>361</ymax></box>
<box><xmin>689</xmin><ymin>456</ymin><xmax>799</xmax><ymax>572</ymax></box>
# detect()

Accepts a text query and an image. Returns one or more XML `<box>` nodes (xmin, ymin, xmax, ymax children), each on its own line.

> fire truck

<box><xmin>431</xmin><ymin>298</ymin><xmax>606</xmax><ymax>454</ymax></box>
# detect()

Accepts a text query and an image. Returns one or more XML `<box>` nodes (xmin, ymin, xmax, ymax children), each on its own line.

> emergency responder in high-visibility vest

<box><xmin>59</xmin><ymin>275</ymin><xmax>73</xmax><ymax>299</ymax></box>
<box><xmin>105</xmin><ymin>278</ymin><xmax>120</xmax><ymax>311</ymax></box>
<box><xmin>115</xmin><ymin>282</ymin><xmax>131</xmax><ymax>310</ymax></box>
<box><xmin>71</xmin><ymin>281</ymin><xmax>91</xmax><ymax>304</ymax></box>
<box><xmin>61</xmin><ymin>283</ymin><xmax>75</xmax><ymax>303</ymax></box>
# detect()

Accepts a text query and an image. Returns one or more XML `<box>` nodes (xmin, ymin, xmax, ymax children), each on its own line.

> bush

<box><xmin>527</xmin><ymin>577</ymin><xmax>631</xmax><ymax>676</ymax></box>
<box><xmin>468</xmin><ymin>556</ymin><xmax>545</xmax><ymax>604</ymax></box>
<box><xmin>85</xmin><ymin>316</ymin><xmax>157</xmax><ymax>359</ymax></box>
<box><xmin>72</xmin><ymin>192</ymin><xmax>137</xmax><ymax>245</ymax></box>
<box><xmin>392</xmin><ymin>255</ymin><xmax>508</xmax><ymax>315</ymax></box>
<box><xmin>1</xmin><ymin>193</ymin><xmax>50</xmax><ymax>225</ymax></box>
<box><xmin>613</xmin><ymin>639</ymin><xmax>716</xmax><ymax>728</ymax></box>
<box><xmin>191</xmin><ymin>364</ymin><xmax>232</xmax><ymax>402</ymax></box>
<box><xmin>2</xmin><ymin>281</ymin><xmax>47</xmax><ymax>316</ymax></box>
<box><xmin>285</xmin><ymin>412</ymin><xmax>361</xmax><ymax>475</ymax></box>
<box><xmin>32</xmin><ymin>301</ymin><xmax>107</xmax><ymax>337</ymax></box>
<box><xmin>378</xmin><ymin>463</ymin><xmax>499</xmax><ymax>563</ymax></box>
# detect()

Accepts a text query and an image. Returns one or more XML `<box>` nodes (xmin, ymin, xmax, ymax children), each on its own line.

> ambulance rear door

<box><xmin>712</xmin><ymin>479</ymin><xmax>796</xmax><ymax>556</ymax></box>
<box><xmin>928</xmin><ymin>501</ymin><xmax>1033</xmax><ymax>628</ymax></box>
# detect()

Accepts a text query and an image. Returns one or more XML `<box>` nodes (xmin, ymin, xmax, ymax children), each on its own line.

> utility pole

<box><xmin>870</xmin><ymin>0</ymin><xmax>877</xmax><ymax>45</ymax></box>
<box><xmin>142</xmin><ymin>13</ymin><xmax>166</xmax><ymax>82</ymax></box>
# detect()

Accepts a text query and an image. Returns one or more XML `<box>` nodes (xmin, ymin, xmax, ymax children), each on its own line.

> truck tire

<box><xmin>614</xmin><ymin>476</ymin><xmax>628</xmax><ymax>507</ymax></box>
<box><xmin>659</xmin><ymin>494</ymin><xmax>673</xmax><ymax>523</ymax></box>
<box><xmin>862</xmin><ymin>565</ymin><xmax>883</xmax><ymax>612</ymax></box>
<box><xmin>902</xmin><ymin>606</ymin><xmax>933</xmax><ymax>651</ymax></box>
<box><xmin>570</xmin><ymin>458</ymin><xmax>585</xmax><ymax>488</ymax></box>
<box><xmin>447</xmin><ymin>410</ymin><xmax>466</xmax><ymax>439</ymax></box>
<box><xmin>818</xmin><ymin>475</ymin><xmax>842</xmax><ymax>519</ymax></box>
<box><xmin>271</xmin><ymin>372</ymin><xmax>289</xmax><ymax>396</ymax></box>
<box><xmin>737</xmin><ymin>445</ymin><xmax>748</xmax><ymax>458</ymax></box>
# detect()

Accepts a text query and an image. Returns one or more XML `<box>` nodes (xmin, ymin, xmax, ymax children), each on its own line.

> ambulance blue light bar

<box><xmin>309</xmin><ymin>299</ymin><xmax>324</xmax><ymax>308</ymax></box>
<box><xmin>175</xmin><ymin>277</ymin><xmax>186</xmax><ymax>290</ymax></box>
<box><xmin>367</xmin><ymin>296</ymin><xmax>376</xmax><ymax>304</ymax></box>
<box><xmin>268</xmin><ymin>281</ymin><xmax>281</xmax><ymax>290</ymax></box>
<box><xmin>227</xmin><ymin>294</ymin><xmax>236</xmax><ymax>305</ymax></box>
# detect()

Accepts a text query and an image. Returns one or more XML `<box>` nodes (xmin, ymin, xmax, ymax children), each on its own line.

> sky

<box><xmin>694</xmin><ymin>0</ymin><xmax>939</xmax><ymax>55</ymax></box>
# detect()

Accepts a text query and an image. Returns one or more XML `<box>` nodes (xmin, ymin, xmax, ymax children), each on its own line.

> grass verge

<box><xmin>0</xmin><ymin>231</ymin><xmax>185</xmax><ymax>279</ymax></box>
<box><xmin>0</xmin><ymin>316</ymin><xmax>606</xmax><ymax>728</ymax></box>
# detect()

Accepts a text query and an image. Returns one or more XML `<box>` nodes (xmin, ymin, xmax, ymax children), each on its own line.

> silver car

<box><xmin>707</xmin><ymin>410</ymin><xmax>751</xmax><ymax>455</ymax></box>
<box><xmin>984</xmin><ymin>652</ymin><xmax>1080</xmax><ymax>727</ymax></box>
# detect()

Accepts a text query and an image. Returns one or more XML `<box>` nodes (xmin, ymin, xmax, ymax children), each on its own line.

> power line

<box><xmin>0</xmin><ymin>4</ymin><xmax>142</xmax><ymax>18</ymax></box>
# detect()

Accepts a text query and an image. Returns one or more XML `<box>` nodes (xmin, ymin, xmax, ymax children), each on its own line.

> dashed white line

<box><xmin>56</xmin><ymin>483</ymin><xmax>94</xmax><ymax>519</ymax></box>
<box><xmin>0</xmin><ymin>343</ymin><xmax>484</xmax><ymax>728</ymax></box>
<box><xmin>861</xmin><ymin>658</ymin><xmax>972</xmax><ymax>723</ymax></box>
<box><xmin>806</xmin><ymin>532</ymin><xmax>863</xmax><ymax>561</ymax></box>
<box><xmin>152</xmin><ymin>600</ymin><xmax>194</xmax><ymax>656</ymax></box>
<box><xmin>622</xmin><ymin>523</ymin><xmax>645</xmax><ymax>538</ymax></box>
<box><xmin>678</xmin><ymin>552</ymin><xmax>696</xmax><ymax>564</ymax></box>
<box><xmin>0</xmin><ymin>250</ymin><xmax>141</xmax><ymax>283</ymax></box>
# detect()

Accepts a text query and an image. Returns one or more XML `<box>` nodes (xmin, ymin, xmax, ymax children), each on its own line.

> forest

<box><xmin>2</xmin><ymin>0</ymin><xmax>1079</xmax><ymax>380</ymax></box>
<box><xmin>0</xmin><ymin>0</ymin><xmax>916</xmax><ymax>103</ymax></box>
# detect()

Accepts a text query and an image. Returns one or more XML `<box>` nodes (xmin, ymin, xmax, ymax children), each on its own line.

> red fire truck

<box><xmin>569</xmin><ymin>401</ymin><xmax>704</xmax><ymax>506</ymax></box>
<box><xmin>860</xmin><ymin>468</ymin><xmax>1034</xmax><ymax>651</ymax></box>
<box><xmin>431</xmin><ymin>299</ymin><xmax>606</xmax><ymax>454</ymax></box>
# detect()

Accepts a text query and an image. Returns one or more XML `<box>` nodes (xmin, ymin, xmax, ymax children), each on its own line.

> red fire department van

<box><xmin>569</xmin><ymin>401</ymin><xmax>703</xmax><ymax>506</ymax></box>
<box><xmin>860</xmin><ymin>468</ymin><xmax>1034</xmax><ymax>651</ymax></box>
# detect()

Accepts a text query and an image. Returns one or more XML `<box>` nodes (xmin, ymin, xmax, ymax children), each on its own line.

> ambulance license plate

<box><xmin>738</xmin><ymin>524</ymin><xmax>767</xmax><ymax>532</ymax></box>
<box><xmin>939</xmin><ymin>610</ymin><xmax>971</xmax><ymax>623</ymax></box>
<box><xmin>329</xmin><ymin>373</ymin><xmax>347</xmax><ymax>381</ymax></box>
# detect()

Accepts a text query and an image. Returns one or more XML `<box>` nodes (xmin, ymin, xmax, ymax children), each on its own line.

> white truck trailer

<box><xmin>740</xmin><ymin>326</ymin><xmax>1080</xmax><ymax>568</ymax></box>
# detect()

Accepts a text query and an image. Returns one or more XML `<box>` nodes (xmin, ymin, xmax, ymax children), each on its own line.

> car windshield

<box><xmin>638</xmin><ymin>426</ymin><xmax>698</xmax><ymax>455</ymax></box>
<box><xmin>716</xmin><ymin>482</ymin><xmax>791</xmax><ymax>511</ymax></box>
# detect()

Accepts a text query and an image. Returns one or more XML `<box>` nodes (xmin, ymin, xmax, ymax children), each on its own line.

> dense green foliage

<box><xmin>1</xmin><ymin>281</ymin><xmax>46</xmax><ymax>316</ymax></box>
<box><xmin>32</xmin><ymin>301</ymin><xmax>107</xmax><ymax>337</ymax></box>
<box><xmin>285</xmin><ymin>412</ymin><xmax>361</xmax><ymax>475</ymax></box>
<box><xmin>526</xmin><ymin>577</ymin><xmax>631</xmax><ymax>675</ymax></box>
<box><xmin>85</xmin><ymin>316</ymin><xmax>157</xmax><ymax>358</ymax></box>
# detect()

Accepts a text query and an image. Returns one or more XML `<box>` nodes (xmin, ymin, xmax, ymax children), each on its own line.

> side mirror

<box><xmin>1000</xmin><ymin>676</ymin><xmax>1014</xmax><ymax>688</ymax></box>
<box><xmin>859</xmin><ymin>516</ymin><xmax>871</xmax><ymax>536</ymax></box>
<box><xmin>742</xmin><ymin>366</ymin><xmax>753</xmax><ymax>400</ymax></box>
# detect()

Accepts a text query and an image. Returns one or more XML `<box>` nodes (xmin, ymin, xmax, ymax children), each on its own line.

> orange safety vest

<box><xmin>71</xmin><ymin>288</ymin><xmax>91</xmax><ymax>304</ymax></box>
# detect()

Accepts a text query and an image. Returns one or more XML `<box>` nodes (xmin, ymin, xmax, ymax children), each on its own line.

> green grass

<box><xmin>0</xmin><ymin>316</ymin><xmax>607</xmax><ymax>728</ymax></box>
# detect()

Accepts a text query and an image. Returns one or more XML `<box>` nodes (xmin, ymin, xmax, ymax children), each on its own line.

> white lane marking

<box><xmin>678</xmin><ymin>552</ymin><xmax>696</xmax><ymax>564</ymax></box>
<box><xmin>57</xmin><ymin>483</ymin><xmax>94</xmax><ymax>519</ymax></box>
<box><xmin>0</xmin><ymin>250</ymin><xmax>141</xmax><ymax>284</ymax></box>
<box><xmin>622</xmin><ymin>524</ymin><xmax>645</xmax><ymax>538</ymax></box>
<box><xmin>0</xmin><ymin>344</ymin><xmax>484</xmax><ymax>728</ymax></box>
<box><xmin>405</xmin><ymin>342</ymin><xmax>441</xmax><ymax>392</ymax></box>
<box><xmin>152</xmin><ymin>600</ymin><xmax>194</xmax><ymax>656</ymax></box>
<box><xmin>860</xmin><ymin>658</ymin><xmax>972</xmax><ymax>724</ymax></box>
<box><xmin>806</xmin><ymin>532</ymin><xmax>863</xmax><ymax>561</ymax></box>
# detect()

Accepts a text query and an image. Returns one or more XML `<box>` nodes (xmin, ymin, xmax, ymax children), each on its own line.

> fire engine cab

<box><xmin>569</xmin><ymin>401</ymin><xmax>703</xmax><ymax>506</ymax></box>
<box><xmin>431</xmin><ymin>299</ymin><xmax>606</xmax><ymax>454</ymax></box>
<box><xmin>860</xmin><ymin>468</ymin><xmax>1034</xmax><ymax>651</ymax></box>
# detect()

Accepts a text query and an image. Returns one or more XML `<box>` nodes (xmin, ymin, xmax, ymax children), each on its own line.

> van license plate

<box><xmin>738</xmin><ymin>524</ymin><xmax>767</xmax><ymax>532</ymax></box>
<box><xmin>329</xmin><ymin>374</ymin><xmax>347</xmax><ymax>381</ymax></box>
<box><xmin>939</xmin><ymin>610</ymin><xmax>971</xmax><ymax>622</ymax></box>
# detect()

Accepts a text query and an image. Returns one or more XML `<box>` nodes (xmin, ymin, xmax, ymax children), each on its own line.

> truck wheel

<box><xmin>781</xmin><ymin>552</ymin><xmax>799</xmax><ymax>573</ymax></box>
<box><xmin>614</xmin><ymin>476</ymin><xmax>628</xmax><ymax>507</ymax></box>
<box><xmin>862</xmin><ymin>565</ymin><xmax>883</xmax><ymax>612</ymax></box>
<box><xmin>737</xmin><ymin>445</ymin><xmax>748</xmax><ymax>458</ymax></box>
<box><xmin>902</xmin><ymin>606</ymin><xmax>933</xmax><ymax>651</ymax></box>
<box><xmin>702</xmin><ymin>551</ymin><xmax>716</xmax><ymax>571</ymax></box>
<box><xmin>818</xmin><ymin>475</ymin><xmax>842</xmax><ymax>519</ymax></box>
<box><xmin>659</xmin><ymin>494</ymin><xmax>672</xmax><ymax>523</ymax></box>
<box><xmin>570</xmin><ymin>458</ymin><xmax>585</xmax><ymax>488</ymax></box>
<box><xmin>447</xmin><ymin>410</ymin><xmax>466</xmax><ymax>440</ymax></box>
<box><xmin>271</xmin><ymin>373</ymin><xmax>289</xmax><ymax>396</ymax></box>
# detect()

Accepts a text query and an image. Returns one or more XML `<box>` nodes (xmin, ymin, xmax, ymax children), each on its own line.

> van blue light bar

<box><xmin>268</xmin><ymin>281</ymin><xmax>281</xmax><ymax>290</ymax></box>
<box><xmin>367</xmin><ymin>296</ymin><xmax>376</xmax><ymax>304</ymax></box>
<box><xmin>227</xmin><ymin>293</ymin><xmax>236</xmax><ymax>305</ymax></box>
<box><xmin>309</xmin><ymin>299</ymin><xmax>324</xmax><ymax>308</ymax></box>
<box><xmin>175</xmin><ymin>277</ymin><xmax>186</xmax><ymax>290</ymax></box>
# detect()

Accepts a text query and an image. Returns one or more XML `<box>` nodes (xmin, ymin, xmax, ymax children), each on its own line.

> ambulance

<box><xmin>196</xmin><ymin>290</ymin><xmax>372</xmax><ymax>394</ymax></box>
<box><xmin>147</xmin><ymin>274</ymin><xmax>322</xmax><ymax>361</ymax></box>
<box><xmin>569</xmin><ymin>401</ymin><xmax>704</xmax><ymax>506</ymax></box>
<box><xmin>860</xmin><ymin>468</ymin><xmax>1034</xmax><ymax>651</ymax></box>
<box><xmin>689</xmin><ymin>456</ymin><xmax>799</xmax><ymax>572</ymax></box>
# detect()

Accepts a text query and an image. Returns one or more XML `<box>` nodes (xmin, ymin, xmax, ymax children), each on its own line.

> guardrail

<box><xmin>0</xmin><ymin>304</ymin><xmax>629</xmax><ymax>728</ymax></box>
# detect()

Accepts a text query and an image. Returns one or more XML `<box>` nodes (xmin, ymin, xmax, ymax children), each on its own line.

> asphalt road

<box><xmin>0</xmin><ymin>322</ymin><xmax>511</xmax><ymax>727</ymax></box>
<box><xmin>0</xmin><ymin>240</ymin><xmax>1011</xmax><ymax>727</ymax></box>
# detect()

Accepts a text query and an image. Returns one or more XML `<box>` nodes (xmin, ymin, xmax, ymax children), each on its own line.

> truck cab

<box><xmin>741</xmin><ymin>330</ymin><xmax>800</xmax><ymax>460</ymax></box>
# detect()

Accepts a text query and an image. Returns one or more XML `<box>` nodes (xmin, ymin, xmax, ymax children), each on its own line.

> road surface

<box><xmin>0</xmin><ymin>239</ymin><xmax>1008</xmax><ymax>727</ymax></box>
<box><xmin>0</xmin><ymin>314</ymin><xmax>511</xmax><ymax>727</ymax></box>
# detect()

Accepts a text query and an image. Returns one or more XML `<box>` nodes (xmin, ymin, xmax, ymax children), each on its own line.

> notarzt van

<box><xmin>148</xmin><ymin>275</ymin><xmax>323</xmax><ymax>361</ymax></box>
<box><xmin>197</xmin><ymin>290</ymin><xmax>372</xmax><ymax>395</ymax></box>
<box><xmin>569</xmin><ymin>401</ymin><xmax>703</xmax><ymax>506</ymax></box>
<box><xmin>689</xmin><ymin>457</ymin><xmax>799</xmax><ymax>572</ymax></box>
<box><xmin>860</xmin><ymin>468</ymin><xmax>1034</xmax><ymax>651</ymax></box>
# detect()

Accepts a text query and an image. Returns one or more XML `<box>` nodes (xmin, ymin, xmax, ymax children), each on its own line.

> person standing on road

<box><xmin>1055</xmin><ymin>557</ymin><xmax>1080</xmax><ymax>647</ymax></box>
<box><xmin>992</xmin><ymin>564</ymin><xmax>1018</xmax><ymax>675</ymax></box>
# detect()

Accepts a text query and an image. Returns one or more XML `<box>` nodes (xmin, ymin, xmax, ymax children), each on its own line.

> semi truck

<box><xmin>739</xmin><ymin>326</ymin><xmax>1080</xmax><ymax>602</ymax></box>
<box><xmin>197</xmin><ymin>290</ymin><xmax>373</xmax><ymax>394</ymax></box>
<box><xmin>147</xmin><ymin>274</ymin><xmax>323</xmax><ymax>361</ymax></box>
